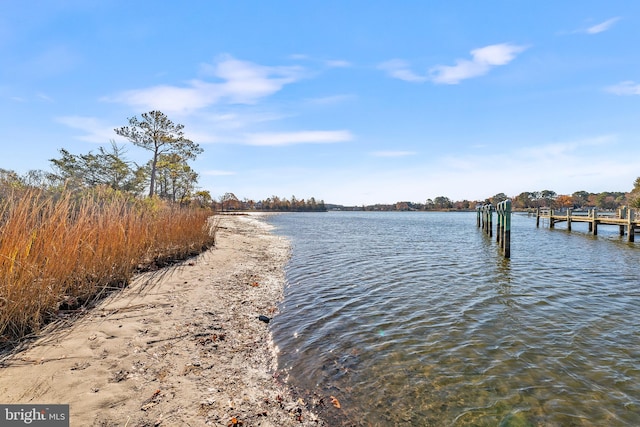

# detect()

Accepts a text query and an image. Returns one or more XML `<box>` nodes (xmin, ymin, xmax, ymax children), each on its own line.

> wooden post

<box><xmin>536</xmin><ymin>207</ymin><xmax>540</xmax><ymax>227</ymax></box>
<box><xmin>477</xmin><ymin>206</ymin><xmax>481</xmax><ymax>228</ymax></box>
<box><xmin>496</xmin><ymin>205</ymin><xmax>502</xmax><ymax>243</ymax></box>
<box><xmin>619</xmin><ymin>207</ymin><xmax>626</xmax><ymax>236</ymax></box>
<box><xmin>550</xmin><ymin>209</ymin><xmax>555</xmax><ymax>228</ymax></box>
<box><xmin>493</xmin><ymin>200</ymin><xmax>511</xmax><ymax>258</ymax></box>
<box><xmin>503</xmin><ymin>200</ymin><xmax>511</xmax><ymax>258</ymax></box>
<box><xmin>567</xmin><ymin>208</ymin><xmax>572</xmax><ymax>231</ymax></box>
<box><xmin>629</xmin><ymin>208</ymin><xmax>635</xmax><ymax>243</ymax></box>
<box><xmin>477</xmin><ymin>201</ymin><xmax>511</xmax><ymax>258</ymax></box>
<box><xmin>592</xmin><ymin>208</ymin><xmax>598</xmax><ymax>235</ymax></box>
<box><xmin>588</xmin><ymin>209</ymin><xmax>593</xmax><ymax>233</ymax></box>
<box><xmin>479</xmin><ymin>204</ymin><xmax>495</xmax><ymax>237</ymax></box>
<box><xmin>488</xmin><ymin>205</ymin><xmax>493</xmax><ymax>238</ymax></box>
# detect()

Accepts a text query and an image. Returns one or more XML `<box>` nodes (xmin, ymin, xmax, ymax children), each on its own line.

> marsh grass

<box><xmin>0</xmin><ymin>188</ymin><xmax>217</xmax><ymax>342</ymax></box>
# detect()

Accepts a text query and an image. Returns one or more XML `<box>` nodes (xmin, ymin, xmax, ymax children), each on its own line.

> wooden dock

<box><xmin>536</xmin><ymin>207</ymin><xmax>640</xmax><ymax>242</ymax></box>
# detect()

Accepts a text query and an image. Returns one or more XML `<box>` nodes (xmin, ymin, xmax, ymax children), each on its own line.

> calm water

<box><xmin>266</xmin><ymin>212</ymin><xmax>640</xmax><ymax>426</ymax></box>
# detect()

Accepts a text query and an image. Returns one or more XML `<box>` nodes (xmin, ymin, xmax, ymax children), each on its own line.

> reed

<box><xmin>0</xmin><ymin>188</ymin><xmax>217</xmax><ymax>341</ymax></box>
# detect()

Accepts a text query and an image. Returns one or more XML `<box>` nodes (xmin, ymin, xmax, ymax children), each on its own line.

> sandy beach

<box><xmin>0</xmin><ymin>214</ymin><xmax>326</xmax><ymax>426</ymax></box>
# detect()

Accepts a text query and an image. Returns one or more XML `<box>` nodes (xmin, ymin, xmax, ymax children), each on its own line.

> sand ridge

<box><xmin>0</xmin><ymin>214</ymin><xmax>326</xmax><ymax>426</ymax></box>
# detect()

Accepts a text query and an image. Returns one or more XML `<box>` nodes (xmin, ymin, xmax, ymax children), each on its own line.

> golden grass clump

<box><xmin>0</xmin><ymin>188</ymin><xmax>217</xmax><ymax>341</ymax></box>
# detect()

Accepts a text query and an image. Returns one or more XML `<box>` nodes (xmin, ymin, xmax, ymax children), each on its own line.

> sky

<box><xmin>2</xmin><ymin>1</ymin><xmax>640</xmax><ymax>206</ymax></box>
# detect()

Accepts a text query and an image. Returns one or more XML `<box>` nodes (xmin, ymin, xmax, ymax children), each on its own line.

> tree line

<box><xmin>487</xmin><ymin>189</ymin><xmax>635</xmax><ymax>210</ymax></box>
<box><xmin>335</xmin><ymin>186</ymin><xmax>640</xmax><ymax>212</ymax></box>
<box><xmin>216</xmin><ymin>193</ymin><xmax>327</xmax><ymax>212</ymax></box>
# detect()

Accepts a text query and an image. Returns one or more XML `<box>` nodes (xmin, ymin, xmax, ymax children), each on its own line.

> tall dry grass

<box><xmin>0</xmin><ymin>188</ymin><xmax>217</xmax><ymax>341</ymax></box>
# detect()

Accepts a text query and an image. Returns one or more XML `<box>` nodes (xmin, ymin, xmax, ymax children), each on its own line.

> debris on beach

<box><xmin>330</xmin><ymin>396</ymin><xmax>341</xmax><ymax>409</ymax></box>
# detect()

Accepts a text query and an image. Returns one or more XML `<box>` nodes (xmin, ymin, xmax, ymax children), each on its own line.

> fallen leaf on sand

<box><xmin>330</xmin><ymin>395</ymin><xmax>341</xmax><ymax>409</ymax></box>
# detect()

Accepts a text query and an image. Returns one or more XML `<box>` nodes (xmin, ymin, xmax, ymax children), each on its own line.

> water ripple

<box><xmin>268</xmin><ymin>212</ymin><xmax>640</xmax><ymax>426</ymax></box>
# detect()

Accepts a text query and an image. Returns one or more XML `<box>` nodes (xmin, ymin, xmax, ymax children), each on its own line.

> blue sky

<box><xmin>2</xmin><ymin>1</ymin><xmax>640</xmax><ymax>205</ymax></box>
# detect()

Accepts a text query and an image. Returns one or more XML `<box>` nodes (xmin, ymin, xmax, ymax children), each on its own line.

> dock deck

<box><xmin>536</xmin><ymin>207</ymin><xmax>639</xmax><ymax>242</ymax></box>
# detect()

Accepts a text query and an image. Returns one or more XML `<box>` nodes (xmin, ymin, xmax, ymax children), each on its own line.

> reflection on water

<box><xmin>267</xmin><ymin>212</ymin><xmax>640</xmax><ymax>426</ymax></box>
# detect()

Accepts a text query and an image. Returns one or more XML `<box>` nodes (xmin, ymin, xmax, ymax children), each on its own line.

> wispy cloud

<box><xmin>586</xmin><ymin>17</ymin><xmax>620</xmax><ymax>34</ymax></box>
<box><xmin>36</xmin><ymin>92</ymin><xmax>54</xmax><ymax>102</ymax></box>
<box><xmin>379</xmin><ymin>43</ymin><xmax>527</xmax><ymax>85</ymax></box>
<box><xmin>371</xmin><ymin>150</ymin><xmax>417</xmax><ymax>157</ymax></box>
<box><xmin>605</xmin><ymin>81</ymin><xmax>640</xmax><ymax>95</ymax></box>
<box><xmin>288</xmin><ymin>54</ymin><xmax>352</xmax><ymax>68</ymax></box>
<box><xmin>244</xmin><ymin>130</ymin><xmax>353</xmax><ymax>146</ymax></box>
<box><xmin>430</xmin><ymin>43</ymin><xmax>528</xmax><ymax>84</ymax></box>
<box><xmin>378</xmin><ymin>59</ymin><xmax>428</xmax><ymax>83</ymax></box>
<box><xmin>200</xmin><ymin>110</ymin><xmax>291</xmax><ymax>130</ymax></box>
<box><xmin>325</xmin><ymin>59</ymin><xmax>352</xmax><ymax>68</ymax></box>
<box><xmin>519</xmin><ymin>134</ymin><xmax>616</xmax><ymax>160</ymax></box>
<box><xmin>306</xmin><ymin>94</ymin><xmax>355</xmax><ymax>105</ymax></box>
<box><xmin>55</xmin><ymin>115</ymin><xmax>122</xmax><ymax>143</ymax></box>
<box><xmin>104</xmin><ymin>55</ymin><xmax>306</xmax><ymax>113</ymax></box>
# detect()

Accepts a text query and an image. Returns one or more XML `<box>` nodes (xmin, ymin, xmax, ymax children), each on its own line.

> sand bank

<box><xmin>0</xmin><ymin>214</ymin><xmax>325</xmax><ymax>426</ymax></box>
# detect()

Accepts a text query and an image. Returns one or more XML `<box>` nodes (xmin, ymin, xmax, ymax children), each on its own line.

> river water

<box><xmin>265</xmin><ymin>212</ymin><xmax>640</xmax><ymax>426</ymax></box>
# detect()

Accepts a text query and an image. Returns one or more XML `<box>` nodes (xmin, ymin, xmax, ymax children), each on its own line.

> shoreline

<box><xmin>0</xmin><ymin>214</ymin><xmax>325</xmax><ymax>426</ymax></box>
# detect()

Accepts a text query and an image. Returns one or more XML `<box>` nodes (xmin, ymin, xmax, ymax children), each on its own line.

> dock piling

<box><xmin>496</xmin><ymin>200</ymin><xmax>511</xmax><ymax>258</ymax></box>
<box><xmin>477</xmin><ymin>201</ymin><xmax>511</xmax><ymax>258</ymax></box>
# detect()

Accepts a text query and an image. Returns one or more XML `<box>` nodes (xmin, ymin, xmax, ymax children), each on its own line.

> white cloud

<box><xmin>425</xmin><ymin>135</ymin><xmax>637</xmax><ymax>200</ymax></box>
<box><xmin>380</xmin><ymin>44</ymin><xmax>527</xmax><ymax>85</ymax></box>
<box><xmin>586</xmin><ymin>17</ymin><xmax>620</xmax><ymax>34</ymax></box>
<box><xmin>325</xmin><ymin>59</ymin><xmax>352</xmax><ymax>68</ymax></box>
<box><xmin>430</xmin><ymin>43</ymin><xmax>527</xmax><ymax>84</ymax></box>
<box><xmin>518</xmin><ymin>134</ymin><xmax>616</xmax><ymax>160</ymax></box>
<box><xmin>105</xmin><ymin>55</ymin><xmax>305</xmax><ymax>113</ymax></box>
<box><xmin>245</xmin><ymin>130</ymin><xmax>353</xmax><ymax>146</ymax></box>
<box><xmin>306</xmin><ymin>94</ymin><xmax>355</xmax><ymax>105</ymax></box>
<box><xmin>56</xmin><ymin>115</ymin><xmax>122</xmax><ymax>143</ymax></box>
<box><xmin>287</xmin><ymin>54</ymin><xmax>351</xmax><ymax>68</ymax></box>
<box><xmin>207</xmin><ymin>55</ymin><xmax>304</xmax><ymax>103</ymax></box>
<box><xmin>378</xmin><ymin>59</ymin><xmax>428</xmax><ymax>83</ymax></box>
<box><xmin>107</xmin><ymin>83</ymin><xmax>217</xmax><ymax>114</ymax></box>
<box><xmin>605</xmin><ymin>81</ymin><xmax>640</xmax><ymax>95</ymax></box>
<box><xmin>371</xmin><ymin>151</ymin><xmax>417</xmax><ymax>157</ymax></box>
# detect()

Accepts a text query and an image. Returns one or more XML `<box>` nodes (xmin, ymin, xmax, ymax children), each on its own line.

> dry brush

<box><xmin>0</xmin><ymin>188</ymin><xmax>217</xmax><ymax>342</ymax></box>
